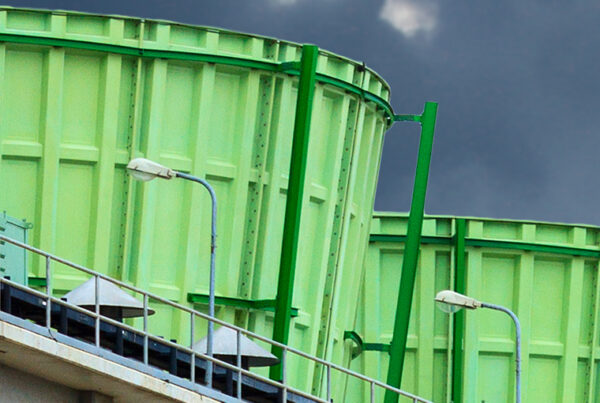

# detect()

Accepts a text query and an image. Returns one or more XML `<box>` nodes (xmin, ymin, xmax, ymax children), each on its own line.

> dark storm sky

<box><xmin>6</xmin><ymin>0</ymin><xmax>600</xmax><ymax>224</ymax></box>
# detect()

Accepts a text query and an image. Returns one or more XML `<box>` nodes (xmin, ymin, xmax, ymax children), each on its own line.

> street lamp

<box><xmin>127</xmin><ymin>157</ymin><xmax>217</xmax><ymax>386</ymax></box>
<box><xmin>435</xmin><ymin>290</ymin><xmax>521</xmax><ymax>403</ymax></box>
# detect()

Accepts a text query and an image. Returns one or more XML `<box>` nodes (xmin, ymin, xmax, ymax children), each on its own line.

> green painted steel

<box><xmin>0</xmin><ymin>7</ymin><xmax>391</xmax><ymax>397</ymax></box>
<box><xmin>344</xmin><ymin>330</ymin><xmax>391</xmax><ymax>356</ymax></box>
<box><xmin>0</xmin><ymin>30</ymin><xmax>395</xmax><ymax>122</ymax></box>
<box><xmin>369</xmin><ymin>233</ymin><xmax>600</xmax><ymax>258</ymax></box>
<box><xmin>0</xmin><ymin>33</ymin><xmax>395</xmax><ymax>122</ymax></box>
<box><xmin>354</xmin><ymin>213</ymin><xmax>600</xmax><ymax>403</ymax></box>
<box><xmin>271</xmin><ymin>44</ymin><xmax>319</xmax><ymax>380</ymax></box>
<box><xmin>187</xmin><ymin>292</ymin><xmax>299</xmax><ymax>317</ymax></box>
<box><xmin>452</xmin><ymin>218</ymin><xmax>466</xmax><ymax>403</ymax></box>
<box><xmin>310</xmin><ymin>62</ymin><xmax>367</xmax><ymax>396</ymax></box>
<box><xmin>385</xmin><ymin>102</ymin><xmax>438</xmax><ymax>403</ymax></box>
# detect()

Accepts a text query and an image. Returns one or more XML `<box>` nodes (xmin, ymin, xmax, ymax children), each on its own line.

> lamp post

<box><xmin>435</xmin><ymin>290</ymin><xmax>521</xmax><ymax>403</ymax></box>
<box><xmin>127</xmin><ymin>158</ymin><xmax>217</xmax><ymax>386</ymax></box>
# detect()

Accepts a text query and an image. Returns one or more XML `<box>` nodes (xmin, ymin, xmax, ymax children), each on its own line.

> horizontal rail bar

<box><xmin>0</xmin><ymin>235</ymin><xmax>430</xmax><ymax>402</ymax></box>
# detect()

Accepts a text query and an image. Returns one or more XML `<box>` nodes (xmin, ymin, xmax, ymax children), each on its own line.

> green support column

<box><xmin>452</xmin><ymin>218</ymin><xmax>466</xmax><ymax>403</ymax></box>
<box><xmin>270</xmin><ymin>44</ymin><xmax>319</xmax><ymax>380</ymax></box>
<box><xmin>385</xmin><ymin>102</ymin><xmax>438</xmax><ymax>403</ymax></box>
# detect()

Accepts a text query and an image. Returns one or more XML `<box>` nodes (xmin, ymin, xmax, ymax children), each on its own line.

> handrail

<box><xmin>0</xmin><ymin>234</ymin><xmax>432</xmax><ymax>403</ymax></box>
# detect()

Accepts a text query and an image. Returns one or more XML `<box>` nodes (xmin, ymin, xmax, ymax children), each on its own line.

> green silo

<box><xmin>356</xmin><ymin>213</ymin><xmax>600</xmax><ymax>403</ymax></box>
<box><xmin>0</xmin><ymin>6</ymin><xmax>398</xmax><ymax>395</ymax></box>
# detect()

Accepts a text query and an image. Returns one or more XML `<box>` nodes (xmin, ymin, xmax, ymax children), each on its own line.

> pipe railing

<box><xmin>0</xmin><ymin>235</ymin><xmax>431</xmax><ymax>403</ymax></box>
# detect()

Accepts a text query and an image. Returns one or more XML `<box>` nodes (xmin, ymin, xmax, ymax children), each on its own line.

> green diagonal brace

<box><xmin>270</xmin><ymin>44</ymin><xmax>319</xmax><ymax>381</ymax></box>
<box><xmin>385</xmin><ymin>102</ymin><xmax>438</xmax><ymax>403</ymax></box>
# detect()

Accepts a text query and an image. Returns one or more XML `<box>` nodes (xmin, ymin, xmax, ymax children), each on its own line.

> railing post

<box><xmin>271</xmin><ymin>43</ymin><xmax>319</xmax><ymax>380</ymax></box>
<box><xmin>326</xmin><ymin>364</ymin><xmax>331</xmax><ymax>401</ymax></box>
<box><xmin>94</xmin><ymin>275</ymin><xmax>100</xmax><ymax>347</ymax></box>
<box><xmin>143</xmin><ymin>294</ymin><xmax>148</xmax><ymax>365</ymax></box>
<box><xmin>281</xmin><ymin>348</ymin><xmax>288</xmax><ymax>402</ymax></box>
<box><xmin>370</xmin><ymin>381</ymin><xmax>375</xmax><ymax>403</ymax></box>
<box><xmin>237</xmin><ymin>329</ymin><xmax>242</xmax><ymax>398</ymax></box>
<box><xmin>205</xmin><ymin>317</ymin><xmax>213</xmax><ymax>387</ymax></box>
<box><xmin>385</xmin><ymin>102</ymin><xmax>438</xmax><ymax>403</ymax></box>
<box><xmin>190</xmin><ymin>312</ymin><xmax>195</xmax><ymax>382</ymax></box>
<box><xmin>45</xmin><ymin>256</ymin><xmax>51</xmax><ymax>330</ymax></box>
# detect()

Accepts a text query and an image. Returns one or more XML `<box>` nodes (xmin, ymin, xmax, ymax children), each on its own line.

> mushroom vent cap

<box><xmin>63</xmin><ymin>277</ymin><xmax>155</xmax><ymax>318</ymax></box>
<box><xmin>193</xmin><ymin>326</ymin><xmax>279</xmax><ymax>367</ymax></box>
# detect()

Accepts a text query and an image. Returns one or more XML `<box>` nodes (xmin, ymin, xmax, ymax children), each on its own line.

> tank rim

<box><xmin>0</xmin><ymin>5</ymin><xmax>394</xmax><ymax>111</ymax></box>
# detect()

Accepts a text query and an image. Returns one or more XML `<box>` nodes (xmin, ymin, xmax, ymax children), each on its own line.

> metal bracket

<box><xmin>28</xmin><ymin>277</ymin><xmax>47</xmax><ymax>287</ymax></box>
<box><xmin>393</xmin><ymin>114</ymin><xmax>422</xmax><ymax>123</ymax></box>
<box><xmin>278</xmin><ymin>61</ymin><xmax>301</xmax><ymax>73</ymax></box>
<box><xmin>187</xmin><ymin>293</ymin><xmax>299</xmax><ymax>318</ymax></box>
<box><xmin>343</xmin><ymin>330</ymin><xmax>390</xmax><ymax>359</ymax></box>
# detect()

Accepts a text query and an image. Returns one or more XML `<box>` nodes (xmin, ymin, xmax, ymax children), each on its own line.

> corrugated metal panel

<box><xmin>0</xmin><ymin>7</ymin><xmax>389</xmax><ymax>394</ymax></box>
<box><xmin>355</xmin><ymin>213</ymin><xmax>600</xmax><ymax>403</ymax></box>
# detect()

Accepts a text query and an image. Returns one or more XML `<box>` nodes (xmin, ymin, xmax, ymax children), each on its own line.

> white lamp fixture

<box><xmin>434</xmin><ymin>290</ymin><xmax>481</xmax><ymax>313</ymax></box>
<box><xmin>126</xmin><ymin>158</ymin><xmax>176</xmax><ymax>181</ymax></box>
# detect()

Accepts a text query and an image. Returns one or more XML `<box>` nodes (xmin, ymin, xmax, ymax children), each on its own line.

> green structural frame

<box><xmin>0</xmin><ymin>29</ymin><xmax>448</xmax><ymax>391</ymax></box>
<box><xmin>452</xmin><ymin>218</ymin><xmax>467</xmax><ymax>403</ymax></box>
<box><xmin>26</xmin><ymin>284</ymin><xmax>303</xmax><ymax>317</ymax></box>
<box><xmin>371</xmin><ymin>219</ymin><xmax>600</xmax><ymax>402</ymax></box>
<box><xmin>385</xmin><ymin>102</ymin><xmax>438</xmax><ymax>403</ymax></box>
<box><xmin>270</xmin><ymin>44</ymin><xmax>319</xmax><ymax>380</ymax></box>
<box><xmin>343</xmin><ymin>221</ymin><xmax>468</xmax><ymax>400</ymax></box>
<box><xmin>368</xmin><ymin>234</ymin><xmax>600</xmax><ymax>259</ymax></box>
<box><xmin>0</xmin><ymin>33</ymin><xmax>395</xmax><ymax>124</ymax></box>
<box><xmin>343</xmin><ymin>330</ymin><xmax>390</xmax><ymax>359</ymax></box>
<box><xmin>187</xmin><ymin>293</ymin><xmax>299</xmax><ymax>317</ymax></box>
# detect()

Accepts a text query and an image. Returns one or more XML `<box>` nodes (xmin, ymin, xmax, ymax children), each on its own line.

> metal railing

<box><xmin>0</xmin><ymin>235</ymin><xmax>432</xmax><ymax>403</ymax></box>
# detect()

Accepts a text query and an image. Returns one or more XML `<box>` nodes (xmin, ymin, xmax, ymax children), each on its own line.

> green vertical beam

<box><xmin>37</xmin><ymin>47</ymin><xmax>65</xmax><ymax>275</ymax></box>
<box><xmin>560</xmin><ymin>255</ymin><xmax>585</xmax><ymax>402</ymax></box>
<box><xmin>384</xmin><ymin>101</ymin><xmax>438</xmax><ymax>403</ymax></box>
<box><xmin>452</xmin><ymin>218</ymin><xmax>466</xmax><ymax>403</ymax></box>
<box><xmin>270</xmin><ymin>44</ymin><xmax>319</xmax><ymax>380</ymax></box>
<box><xmin>586</xmin><ymin>259</ymin><xmax>600</xmax><ymax>401</ymax></box>
<box><xmin>90</xmin><ymin>54</ymin><xmax>121</xmax><ymax>276</ymax></box>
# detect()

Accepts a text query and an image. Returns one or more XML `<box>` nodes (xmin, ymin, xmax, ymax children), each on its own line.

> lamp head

<box><xmin>435</xmin><ymin>290</ymin><xmax>481</xmax><ymax>314</ymax></box>
<box><xmin>127</xmin><ymin>158</ymin><xmax>176</xmax><ymax>181</ymax></box>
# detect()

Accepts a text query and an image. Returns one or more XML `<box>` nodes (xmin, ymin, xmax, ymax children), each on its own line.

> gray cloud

<box><xmin>379</xmin><ymin>0</ymin><xmax>439</xmax><ymax>38</ymax></box>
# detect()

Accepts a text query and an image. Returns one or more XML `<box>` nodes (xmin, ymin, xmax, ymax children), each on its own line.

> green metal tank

<box><xmin>0</xmin><ymin>6</ymin><xmax>392</xmax><ymax>394</ymax></box>
<box><xmin>353</xmin><ymin>213</ymin><xmax>600</xmax><ymax>403</ymax></box>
